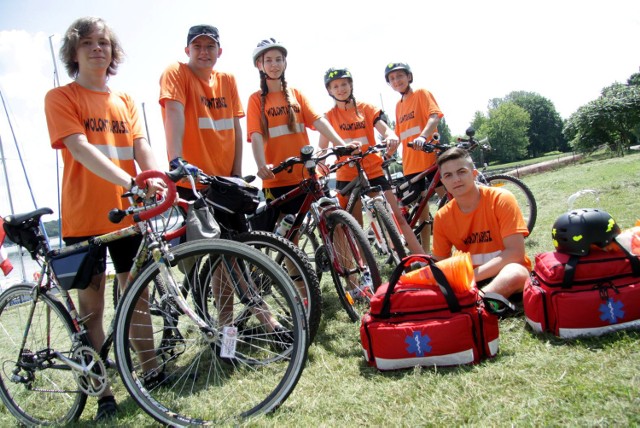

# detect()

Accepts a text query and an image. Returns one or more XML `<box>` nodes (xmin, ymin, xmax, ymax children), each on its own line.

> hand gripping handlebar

<box><xmin>108</xmin><ymin>170</ymin><xmax>177</xmax><ymax>223</ymax></box>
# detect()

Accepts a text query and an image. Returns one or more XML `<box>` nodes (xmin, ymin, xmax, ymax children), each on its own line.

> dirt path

<box><xmin>502</xmin><ymin>153</ymin><xmax>583</xmax><ymax>178</ymax></box>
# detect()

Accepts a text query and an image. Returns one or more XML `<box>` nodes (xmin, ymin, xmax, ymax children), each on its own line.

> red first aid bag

<box><xmin>524</xmin><ymin>242</ymin><xmax>640</xmax><ymax>338</ymax></box>
<box><xmin>360</xmin><ymin>255</ymin><xmax>499</xmax><ymax>371</ymax></box>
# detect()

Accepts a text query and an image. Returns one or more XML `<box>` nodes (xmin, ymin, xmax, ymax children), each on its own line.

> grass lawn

<box><xmin>1</xmin><ymin>152</ymin><xmax>638</xmax><ymax>427</ymax></box>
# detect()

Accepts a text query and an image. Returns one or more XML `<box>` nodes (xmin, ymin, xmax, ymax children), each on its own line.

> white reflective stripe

<box><xmin>558</xmin><ymin>319</ymin><xmax>640</xmax><ymax>339</ymax></box>
<box><xmin>94</xmin><ymin>145</ymin><xmax>134</xmax><ymax>161</ymax></box>
<box><xmin>471</xmin><ymin>250</ymin><xmax>502</xmax><ymax>267</ymax></box>
<box><xmin>268</xmin><ymin>123</ymin><xmax>306</xmax><ymax>138</ymax></box>
<box><xmin>199</xmin><ymin>117</ymin><xmax>235</xmax><ymax>131</ymax></box>
<box><xmin>344</xmin><ymin>136</ymin><xmax>369</xmax><ymax>146</ymax></box>
<box><xmin>374</xmin><ymin>348</ymin><xmax>475</xmax><ymax>370</ymax></box>
<box><xmin>487</xmin><ymin>337</ymin><xmax>500</xmax><ymax>356</ymax></box>
<box><xmin>399</xmin><ymin>126</ymin><xmax>421</xmax><ymax>142</ymax></box>
<box><xmin>525</xmin><ymin>317</ymin><xmax>544</xmax><ymax>334</ymax></box>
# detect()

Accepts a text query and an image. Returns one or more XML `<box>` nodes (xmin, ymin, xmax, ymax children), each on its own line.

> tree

<box><xmin>494</xmin><ymin>91</ymin><xmax>568</xmax><ymax>156</ymax></box>
<box><xmin>437</xmin><ymin>117</ymin><xmax>452</xmax><ymax>146</ymax></box>
<box><xmin>478</xmin><ymin>102</ymin><xmax>530</xmax><ymax>163</ymax></box>
<box><xmin>470</xmin><ymin>110</ymin><xmax>487</xmax><ymax>132</ymax></box>
<box><xmin>564</xmin><ymin>81</ymin><xmax>640</xmax><ymax>155</ymax></box>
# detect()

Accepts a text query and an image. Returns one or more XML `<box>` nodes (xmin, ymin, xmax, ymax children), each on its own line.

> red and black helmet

<box><xmin>552</xmin><ymin>208</ymin><xmax>621</xmax><ymax>256</ymax></box>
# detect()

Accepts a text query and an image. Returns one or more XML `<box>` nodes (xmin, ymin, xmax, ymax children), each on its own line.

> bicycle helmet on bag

<box><xmin>324</xmin><ymin>67</ymin><xmax>353</xmax><ymax>88</ymax></box>
<box><xmin>552</xmin><ymin>208</ymin><xmax>621</xmax><ymax>256</ymax></box>
<box><xmin>384</xmin><ymin>62</ymin><xmax>412</xmax><ymax>83</ymax></box>
<box><xmin>252</xmin><ymin>38</ymin><xmax>287</xmax><ymax>66</ymax></box>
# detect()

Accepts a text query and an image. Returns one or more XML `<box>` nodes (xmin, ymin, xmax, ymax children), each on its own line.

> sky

<box><xmin>0</xmin><ymin>0</ymin><xmax>639</xmax><ymax>219</ymax></box>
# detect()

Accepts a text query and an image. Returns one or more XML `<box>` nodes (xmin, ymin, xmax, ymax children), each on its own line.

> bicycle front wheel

<box><xmin>114</xmin><ymin>240</ymin><xmax>308</xmax><ymax>426</ymax></box>
<box><xmin>0</xmin><ymin>284</ymin><xmax>86</xmax><ymax>425</ymax></box>
<box><xmin>235</xmin><ymin>230</ymin><xmax>322</xmax><ymax>344</ymax></box>
<box><xmin>326</xmin><ymin>210</ymin><xmax>382</xmax><ymax>322</ymax></box>
<box><xmin>297</xmin><ymin>214</ymin><xmax>325</xmax><ymax>282</ymax></box>
<box><xmin>483</xmin><ymin>174</ymin><xmax>538</xmax><ymax>234</ymax></box>
<box><xmin>369</xmin><ymin>199</ymin><xmax>408</xmax><ymax>266</ymax></box>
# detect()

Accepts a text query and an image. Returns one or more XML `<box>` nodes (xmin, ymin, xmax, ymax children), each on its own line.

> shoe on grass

<box><xmin>95</xmin><ymin>396</ymin><xmax>117</xmax><ymax>421</ymax></box>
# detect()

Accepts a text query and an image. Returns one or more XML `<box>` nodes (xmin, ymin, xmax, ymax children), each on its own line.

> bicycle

<box><xmin>329</xmin><ymin>143</ymin><xmax>408</xmax><ymax>266</ymax></box>
<box><xmin>382</xmin><ymin>128</ymin><xmax>537</xmax><ymax>239</ymax></box>
<box><xmin>112</xmin><ymin>169</ymin><xmax>323</xmax><ymax>345</ymax></box>
<box><xmin>250</xmin><ymin>145</ymin><xmax>382</xmax><ymax>322</ymax></box>
<box><xmin>0</xmin><ymin>169</ymin><xmax>308</xmax><ymax>426</ymax></box>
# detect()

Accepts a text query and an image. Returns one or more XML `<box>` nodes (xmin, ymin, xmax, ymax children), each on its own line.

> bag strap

<box><xmin>562</xmin><ymin>238</ymin><xmax>640</xmax><ymax>287</ymax></box>
<box><xmin>562</xmin><ymin>255</ymin><xmax>578</xmax><ymax>288</ymax></box>
<box><xmin>380</xmin><ymin>255</ymin><xmax>461</xmax><ymax>318</ymax></box>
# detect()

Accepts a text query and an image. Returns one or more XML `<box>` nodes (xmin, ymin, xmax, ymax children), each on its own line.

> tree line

<box><xmin>434</xmin><ymin>69</ymin><xmax>640</xmax><ymax>164</ymax></box>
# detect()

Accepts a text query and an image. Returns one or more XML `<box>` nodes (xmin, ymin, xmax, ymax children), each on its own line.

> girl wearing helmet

<box><xmin>385</xmin><ymin>62</ymin><xmax>444</xmax><ymax>253</ymax></box>
<box><xmin>247</xmin><ymin>38</ymin><xmax>352</xmax><ymax>232</ymax></box>
<box><xmin>319</xmin><ymin>67</ymin><xmax>423</xmax><ymax>255</ymax></box>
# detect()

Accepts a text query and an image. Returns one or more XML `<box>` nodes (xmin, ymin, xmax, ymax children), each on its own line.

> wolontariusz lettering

<box><xmin>463</xmin><ymin>230</ymin><xmax>493</xmax><ymax>246</ymax></box>
<box><xmin>83</xmin><ymin>118</ymin><xmax>130</xmax><ymax>134</ymax></box>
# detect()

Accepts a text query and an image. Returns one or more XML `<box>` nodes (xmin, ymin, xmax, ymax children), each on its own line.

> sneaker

<box><xmin>95</xmin><ymin>396</ymin><xmax>117</xmax><ymax>421</ymax></box>
<box><xmin>143</xmin><ymin>370</ymin><xmax>167</xmax><ymax>390</ymax></box>
<box><xmin>271</xmin><ymin>325</ymin><xmax>294</xmax><ymax>352</ymax></box>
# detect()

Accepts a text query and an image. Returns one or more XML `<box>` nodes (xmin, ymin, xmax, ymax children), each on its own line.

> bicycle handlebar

<box><xmin>108</xmin><ymin>170</ymin><xmax>177</xmax><ymax>223</ymax></box>
<box><xmin>271</xmin><ymin>145</ymin><xmax>356</xmax><ymax>175</ymax></box>
<box><xmin>329</xmin><ymin>143</ymin><xmax>389</xmax><ymax>173</ymax></box>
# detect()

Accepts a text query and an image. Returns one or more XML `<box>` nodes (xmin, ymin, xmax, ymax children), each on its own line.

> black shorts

<box><xmin>399</xmin><ymin>171</ymin><xmax>440</xmax><ymax>205</ymax></box>
<box><xmin>64</xmin><ymin>234</ymin><xmax>142</xmax><ymax>274</ymax></box>
<box><xmin>335</xmin><ymin>175</ymin><xmax>391</xmax><ymax>193</ymax></box>
<box><xmin>177</xmin><ymin>186</ymin><xmax>248</xmax><ymax>237</ymax></box>
<box><xmin>405</xmin><ymin>170</ymin><xmax>438</xmax><ymax>192</ymax></box>
<box><xmin>263</xmin><ymin>185</ymin><xmax>306</xmax><ymax>215</ymax></box>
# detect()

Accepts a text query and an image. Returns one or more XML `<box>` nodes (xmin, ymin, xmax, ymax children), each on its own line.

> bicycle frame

<box><xmin>259</xmin><ymin>147</ymin><xmax>369</xmax><ymax>277</ymax></box>
<box><xmin>334</xmin><ymin>146</ymin><xmax>404</xmax><ymax>255</ymax></box>
<box><xmin>8</xmin><ymin>170</ymin><xmax>214</xmax><ymax>384</ymax></box>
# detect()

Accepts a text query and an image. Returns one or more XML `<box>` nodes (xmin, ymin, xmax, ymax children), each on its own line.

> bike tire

<box><xmin>370</xmin><ymin>199</ymin><xmax>408</xmax><ymax>265</ymax></box>
<box><xmin>326</xmin><ymin>210</ymin><xmax>382</xmax><ymax>322</ymax></box>
<box><xmin>227</xmin><ymin>231</ymin><xmax>322</xmax><ymax>345</ymax></box>
<box><xmin>114</xmin><ymin>240</ymin><xmax>308</xmax><ymax>426</ymax></box>
<box><xmin>0</xmin><ymin>284</ymin><xmax>87</xmax><ymax>425</ymax></box>
<box><xmin>298</xmin><ymin>215</ymin><xmax>325</xmax><ymax>282</ymax></box>
<box><xmin>483</xmin><ymin>174</ymin><xmax>538</xmax><ymax>234</ymax></box>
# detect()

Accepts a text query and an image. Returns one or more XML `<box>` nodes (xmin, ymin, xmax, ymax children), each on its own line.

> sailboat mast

<box><xmin>49</xmin><ymin>35</ymin><xmax>62</xmax><ymax>248</ymax></box>
<box><xmin>0</xmin><ymin>102</ymin><xmax>26</xmax><ymax>279</ymax></box>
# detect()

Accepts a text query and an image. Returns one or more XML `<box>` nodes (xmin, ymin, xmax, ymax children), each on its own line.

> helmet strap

<box><xmin>330</xmin><ymin>92</ymin><xmax>354</xmax><ymax>108</ymax></box>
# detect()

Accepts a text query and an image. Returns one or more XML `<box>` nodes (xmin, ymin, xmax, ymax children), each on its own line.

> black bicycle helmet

<box><xmin>552</xmin><ymin>208</ymin><xmax>621</xmax><ymax>256</ymax></box>
<box><xmin>324</xmin><ymin>67</ymin><xmax>353</xmax><ymax>88</ymax></box>
<box><xmin>384</xmin><ymin>62</ymin><xmax>412</xmax><ymax>83</ymax></box>
<box><xmin>252</xmin><ymin>38</ymin><xmax>287</xmax><ymax>66</ymax></box>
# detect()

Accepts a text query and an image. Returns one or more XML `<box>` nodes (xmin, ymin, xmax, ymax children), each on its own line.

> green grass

<box><xmin>1</xmin><ymin>152</ymin><xmax>639</xmax><ymax>427</ymax></box>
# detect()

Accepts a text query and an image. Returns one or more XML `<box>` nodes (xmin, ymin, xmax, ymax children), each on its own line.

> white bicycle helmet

<box><xmin>252</xmin><ymin>38</ymin><xmax>287</xmax><ymax>66</ymax></box>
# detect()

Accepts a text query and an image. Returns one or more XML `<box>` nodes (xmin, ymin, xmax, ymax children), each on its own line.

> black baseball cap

<box><xmin>187</xmin><ymin>25</ymin><xmax>220</xmax><ymax>46</ymax></box>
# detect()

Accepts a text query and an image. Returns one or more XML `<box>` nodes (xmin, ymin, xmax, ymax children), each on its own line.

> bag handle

<box><xmin>380</xmin><ymin>255</ymin><xmax>461</xmax><ymax>318</ymax></box>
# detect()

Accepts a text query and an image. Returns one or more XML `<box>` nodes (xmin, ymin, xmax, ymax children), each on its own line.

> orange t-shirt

<box><xmin>394</xmin><ymin>88</ymin><xmax>443</xmax><ymax>175</ymax></box>
<box><xmin>44</xmin><ymin>82</ymin><xmax>142</xmax><ymax>237</ymax></box>
<box><xmin>432</xmin><ymin>186</ymin><xmax>532</xmax><ymax>270</ymax></box>
<box><xmin>159</xmin><ymin>62</ymin><xmax>244</xmax><ymax>178</ymax></box>
<box><xmin>247</xmin><ymin>88</ymin><xmax>321</xmax><ymax>188</ymax></box>
<box><xmin>324</xmin><ymin>102</ymin><xmax>385</xmax><ymax>182</ymax></box>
